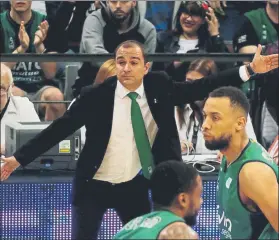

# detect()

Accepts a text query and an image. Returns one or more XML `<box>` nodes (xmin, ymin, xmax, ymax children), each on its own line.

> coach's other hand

<box><xmin>1</xmin><ymin>156</ymin><xmax>20</xmax><ymax>181</ymax></box>
<box><xmin>249</xmin><ymin>44</ymin><xmax>279</xmax><ymax>74</ymax></box>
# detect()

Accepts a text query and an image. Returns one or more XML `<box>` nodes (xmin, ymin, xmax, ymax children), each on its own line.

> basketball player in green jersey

<box><xmin>113</xmin><ymin>161</ymin><xmax>202</xmax><ymax>239</ymax></box>
<box><xmin>202</xmin><ymin>86</ymin><xmax>278</xmax><ymax>239</ymax></box>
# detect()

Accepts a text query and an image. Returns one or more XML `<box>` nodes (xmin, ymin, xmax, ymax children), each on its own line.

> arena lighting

<box><xmin>0</xmin><ymin>53</ymin><xmax>254</xmax><ymax>63</ymax></box>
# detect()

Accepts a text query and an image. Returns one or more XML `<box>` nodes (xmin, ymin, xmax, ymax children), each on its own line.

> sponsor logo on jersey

<box><xmin>217</xmin><ymin>205</ymin><xmax>233</xmax><ymax>239</ymax></box>
<box><xmin>124</xmin><ymin>216</ymin><xmax>162</xmax><ymax>231</ymax></box>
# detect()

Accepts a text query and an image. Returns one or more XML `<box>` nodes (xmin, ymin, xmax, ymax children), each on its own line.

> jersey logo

<box><xmin>124</xmin><ymin>216</ymin><xmax>162</xmax><ymax>231</ymax></box>
<box><xmin>217</xmin><ymin>207</ymin><xmax>233</xmax><ymax>239</ymax></box>
<box><xmin>225</xmin><ymin>177</ymin><xmax>232</xmax><ymax>189</ymax></box>
<box><xmin>9</xmin><ymin>37</ymin><xmax>15</xmax><ymax>50</ymax></box>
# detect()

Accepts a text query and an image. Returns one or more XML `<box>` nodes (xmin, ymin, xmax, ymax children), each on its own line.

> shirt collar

<box><xmin>116</xmin><ymin>80</ymin><xmax>145</xmax><ymax>99</ymax></box>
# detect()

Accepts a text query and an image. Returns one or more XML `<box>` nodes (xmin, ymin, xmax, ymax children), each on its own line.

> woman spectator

<box><xmin>175</xmin><ymin>58</ymin><xmax>257</xmax><ymax>155</ymax></box>
<box><xmin>154</xmin><ymin>1</ymin><xmax>229</xmax><ymax>81</ymax></box>
<box><xmin>93</xmin><ymin>59</ymin><xmax>116</xmax><ymax>86</ymax></box>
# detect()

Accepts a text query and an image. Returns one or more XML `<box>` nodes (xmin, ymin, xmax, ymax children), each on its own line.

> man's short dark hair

<box><xmin>150</xmin><ymin>161</ymin><xmax>199</xmax><ymax>207</ymax></box>
<box><xmin>209</xmin><ymin>86</ymin><xmax>250</xmax><ymax>116</ymax></box>
<box><xmin>114</xmin><ymin>40</ymin><xmax>146</xmax><ymax>62</ymax></box>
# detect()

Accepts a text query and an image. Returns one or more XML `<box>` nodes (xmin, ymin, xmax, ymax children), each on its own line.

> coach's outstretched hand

<box><xmin>1</xmin><ymin>156</ymin><xmax>20</xmax><ymax>181</ymax></box>
<box><xmin>250</xmin><ymin>44</ymin><xmax>279</xmax><ymax>74</ymax></box>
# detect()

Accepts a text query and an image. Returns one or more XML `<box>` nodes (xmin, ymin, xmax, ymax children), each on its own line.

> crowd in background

<box><xmin>0</xmin><ymin>1</ymin><xmax>278</xmax><ymax>162</ymax></box>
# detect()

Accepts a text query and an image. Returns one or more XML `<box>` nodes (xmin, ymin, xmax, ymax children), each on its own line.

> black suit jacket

<box><xmin>14</xmin><ymin>68</ymin><xmax>243</xmax><ymax>204</ymax></box>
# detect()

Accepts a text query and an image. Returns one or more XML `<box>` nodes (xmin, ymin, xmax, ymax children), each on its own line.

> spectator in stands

<box><xmin>233</xmin><ymin>0</ymin><xmax>278</xmax><ymax>56</ymax></box>
<box><xmin>72</xmin><ymin>0</ymin><xmax>156</xmax><ymax>97</ymax></box>
<box><xmin>176</xmin><ymin>58</ymin><xmax>257</xmax><ymax>155</ymax></box>
<box><xmin>154</xmin><ymin>1</ymin><xmax>228</xmax><ymax>79</ymax></box>
<box><xmin>46</xmin><ymin>1</ymin><xmax>102</xmax><ymax>53</ymax></box>
<box><xmin>0</xmin><ymin>0</ymin><xmax>66</xmax><ymax>121</ymax></box>
<box><xmin>233</xmin><ymin>0</ymin><xmax>278</xmax><ymax>132</ymax></box>
<box><xmin>0</xmin><ymin>63</ymin><xmax>40</xmax><ymax>156</ymax></box>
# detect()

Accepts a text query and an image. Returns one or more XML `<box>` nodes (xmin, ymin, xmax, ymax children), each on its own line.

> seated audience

<box><xmin>0</xmin><ymin>0</ymin><xmax>66</xmax><ymax>121</ymax></box>
<box><xmin>154</xmin><ymin>1</ymin><xmax>228</xmax><ymax>80</ymax></box>
<box><xmin>72</xmin><ymin>0</ymin><xmax>156</xmax><ymax>97</ymax></box>
<box><xmin>1</xmin><ymin>63</ymin><xmax>40</xmax><ymax>155</ymax></box>
<box><xmin>175</xmin><ymin>58</ymin><xmax>257</xmax><ymax>155</ymax></box>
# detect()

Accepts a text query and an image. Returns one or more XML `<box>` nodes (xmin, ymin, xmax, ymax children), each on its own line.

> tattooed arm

<box><xmin>158</xmin><ymin>222</ymin><xmax>198</xmax><ymax>239</ymax></box>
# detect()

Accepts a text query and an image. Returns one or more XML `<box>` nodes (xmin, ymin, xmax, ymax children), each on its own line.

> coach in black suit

<box><xmin>1</xmin><ymin>42</ymin><xmax>278</xmax><ymax>239</ymax></box>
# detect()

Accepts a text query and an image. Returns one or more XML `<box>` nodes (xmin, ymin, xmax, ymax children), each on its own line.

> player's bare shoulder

<box><xmin>158</xmin><ymin>222</ymin><xmax>198</xmax><ymax>239</ymax></box>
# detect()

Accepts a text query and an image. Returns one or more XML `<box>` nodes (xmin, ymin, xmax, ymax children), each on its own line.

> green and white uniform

<box><xmin>114</xmin><ymin>211</ymin><xmax>184</xmax><ymax>239</ymax></box>
<box><xmin>217</xmin><ymin>139</ymin><xmax>278</xmax><ymax>239</ymax></box>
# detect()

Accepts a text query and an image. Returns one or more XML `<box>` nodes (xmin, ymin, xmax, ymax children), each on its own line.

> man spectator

<box><xmin>233</xmin><ymin>0</ymin><xmax>278</xmax><ymax>132</ymax></box>
<box><xmin>45</xmin><ymin>1</ymin><xmax>101</xmax><ymax>53</ymax></box>
<box><xmin>73</xmin><ymin>0</ymin><xmax>156</xmax><ymax>97</ymax></box>
<box><xmin>1</xmin><ymin>63</ymin><xmax>40</xmax><ymax>156</ymax></box>
<box><xmin>0</xmin><ymin>0</ymin><xmax>66</xmax><ymax>121</ymax></box>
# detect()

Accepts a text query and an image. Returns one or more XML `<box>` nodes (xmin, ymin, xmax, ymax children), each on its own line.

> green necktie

<box><xmin>128</xmin><ymin>92</ymin><xmax>155</xmax><ymax>179</ymax></box>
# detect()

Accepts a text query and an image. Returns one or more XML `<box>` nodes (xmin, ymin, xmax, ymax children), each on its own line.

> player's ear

<box><xmin>236</xmin><ymin>116</ymin><xmax>246</xmax><ymax>131</ymax></box>
<box><xmin>177</xmin><ymin>192</ymin><xmax>189</xmax><ymax>208</ymax></box>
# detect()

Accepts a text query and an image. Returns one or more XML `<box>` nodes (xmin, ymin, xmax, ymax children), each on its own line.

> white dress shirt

<box><xmin>93</xmin><ymin>81</ymin><xmax>158</xmax><ymax>183</ymax></box>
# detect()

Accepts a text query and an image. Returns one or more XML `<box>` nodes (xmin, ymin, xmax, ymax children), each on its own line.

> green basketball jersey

<box><xmin>0</xmin><ymin>10</ymin><xmax>46</xmax><ymax>93</ymax></box>
<box><xmin>113</xmin><ymin>211</ymin><xmax>184</xmax><ymax>239</ymax></box>
<box><xmin>217</xmin><ymin>139</ymin><xmax>278</xmax><ymax>239</ymax></box>
<box><xmin>258</xmin><ymin>223</ymin><xmax>278</xmax><ymax>240</ymax></box>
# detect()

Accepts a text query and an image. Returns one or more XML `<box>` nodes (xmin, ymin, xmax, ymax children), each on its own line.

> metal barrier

<box><xmin>1</xmin><ymin>53</ymin><xmax>254</xmax><ymax>62</ymax></box>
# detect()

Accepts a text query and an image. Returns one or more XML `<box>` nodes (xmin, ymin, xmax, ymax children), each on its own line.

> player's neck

<box><xmin>221</xmin><ymin>134</ymin><xmax>249</xmax><ymax>165</ymax></box>
<box><xmin>167</xmin><ymin>206</ymin><xmax>184</xmax><ymax>219</ymax></box>
<box><xmin>154</xmin><ymin>205</ymin><xmax>182</xmax><ymax>217</ymax></box>
<box><xmin>10</xmin><ymin>9</ymin><xmax>32</xmax><ymax>25</ymax></box>
<box><xmin>266</xmin><ymin>3</ymin><xmax>279</xmax><ymax>24</ymax></box>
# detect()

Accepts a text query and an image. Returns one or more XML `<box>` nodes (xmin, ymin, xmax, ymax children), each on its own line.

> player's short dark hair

<box><xmin>150</xmin><ymin>160</ymin><xmax>199</xmax><ymax>207</ymax></box>
<box><xmin>114</xmin><ymin>40</ymin><xmax>146</xmax><ymax>63</ymax></box>
<box><xmin>209</xmin><ymin>86</ymin><xmax>250</xmax><ymax>116</ymax></box>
